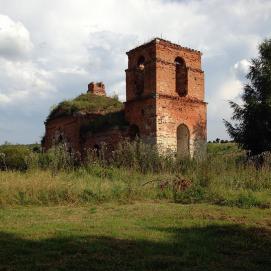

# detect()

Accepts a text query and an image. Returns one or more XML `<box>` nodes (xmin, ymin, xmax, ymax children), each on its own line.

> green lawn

<box><xmin>0</xmin><ymin>202</ymin><xmax>270</xmax><ymax>271</ymax></box>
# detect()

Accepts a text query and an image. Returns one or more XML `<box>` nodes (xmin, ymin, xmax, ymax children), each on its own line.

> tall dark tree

<box><xmin>224</xmin><ymin>38</ymin><xmax>271</xmax><ymax>155</ymax></box>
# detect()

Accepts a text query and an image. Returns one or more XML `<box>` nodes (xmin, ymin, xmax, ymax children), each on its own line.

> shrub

<box><xmin>38</xmin><ymin>143</ymin><xmax>80</xmax><ymax>174</ymax></box>
<box><xmin>104</xmin><ymin>139</ymin><xmax>178</xmax><ymax>173</ymax></box>
<box><xmin>0</xmin><ymin>145</ymin><xmax>31</xmax><ymax>170</ymax></box>
<box><xmin>174</xmin><ymin>185</ymin><xmax>206</xmax><ymax>204</ymax></box>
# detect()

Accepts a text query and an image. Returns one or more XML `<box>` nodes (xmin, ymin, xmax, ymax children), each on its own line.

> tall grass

<box><xmin>0</xmin><ymin>141</ymin><xmax>270</xmax><ymax>208</ymax></box>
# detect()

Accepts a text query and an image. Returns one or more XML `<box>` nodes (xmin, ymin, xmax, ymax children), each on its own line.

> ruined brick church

<box><xmin>43</xmin><ymin>38</ymin><xmax>207</xmax><ymax>158</ymax></box>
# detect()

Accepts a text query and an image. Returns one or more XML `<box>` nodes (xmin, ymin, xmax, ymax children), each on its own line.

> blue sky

<box><xmin>0</xmin><ymin>0</ymin><xmax>270</xmax><ymax>144</ymax></box>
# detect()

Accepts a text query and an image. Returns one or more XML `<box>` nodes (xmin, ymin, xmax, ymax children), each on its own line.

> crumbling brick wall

<box><xmin>83</xmin><ymin>127</ymin><xmax>130</xmax><ymax>155</ymax></box>
<box><xmin>125</xmin><ymin>38</ymin><xmax>207</xmax><ymax>158</ymax></box>
<box><xmin>88</xmin><ymin>82</ymin><xmax>106</xmax><ymax>96</ymax></box>
<box><xmin>44</xmin><ymin>38</ymin><xmax>207</xmax><ymax>159</ymax></box>
<box><xmin>43</xmin><ymin>115</ymin><xmax>95</xmax><ymax>152</ymax></box>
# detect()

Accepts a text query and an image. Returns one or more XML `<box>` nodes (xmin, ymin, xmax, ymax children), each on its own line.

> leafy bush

<box><xmin>28</xmin><ymin>143</ymin><xmax>80</xmax><ymax>174</ymax></box>
<box><xmin>174</xmin><ymin>185</ymin><xmax>206</xmax><ymax>204</ymax></box>
<box><xmin>0</xmin><ymin>145</ymin><xmax>31</xmax><ymax>170</ymax></box>
<box><xmin>215</xmin><ymin>191</ymin><xmax>270</xmax><ymax>209</ymax></box>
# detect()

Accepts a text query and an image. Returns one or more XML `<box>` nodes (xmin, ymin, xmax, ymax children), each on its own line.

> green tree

<box><xmin>224</xmin><ymin>38</ymin><xmax>271</xmax><ymax>155</ymax></box>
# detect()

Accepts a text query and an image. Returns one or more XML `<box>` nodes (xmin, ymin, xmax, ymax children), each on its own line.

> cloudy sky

<box><xmin>0</xmin><ymin>0</ymin><xmax>270</xmax><ymax>144</ymax></box>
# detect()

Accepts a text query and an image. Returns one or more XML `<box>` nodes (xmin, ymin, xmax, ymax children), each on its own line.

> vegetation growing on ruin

<box><xmin>47</xmin><ymin>93</ymin><xmax>124</xmax><ymax>121</ymax></box>
<box><xmin>80</xmin><ymin>110</ymin><xmax>129</xmax><ymax>134</ymax></box>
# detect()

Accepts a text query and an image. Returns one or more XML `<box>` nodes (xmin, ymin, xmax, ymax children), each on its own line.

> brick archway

<box><xmin>177</xmin><ymin>124</ymin><xmax>190</xmax><ymax>158</ymax></box>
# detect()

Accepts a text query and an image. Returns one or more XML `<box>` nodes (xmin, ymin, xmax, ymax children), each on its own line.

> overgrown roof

<box><xmin>47</xmin><ymin>93</ymin><xmax>124</xmax><ymax>121</ymax></box>
<box><xmin>80</xmin><ymin>110</ymin><xmax>129</xmax><ymax>135</ymax></box>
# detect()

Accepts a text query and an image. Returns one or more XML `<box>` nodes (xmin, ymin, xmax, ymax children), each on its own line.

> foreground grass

<box><xmin>0</xmin><ymin>202</ymin><xmax>270</xmax><ymax>270</ymax></box>
<box><xmin>1</xmin><ymin>142</ymin><xmax>271</xmax><ymax>209</ymax></box>
<box><xmin>1</xmin><ymin>162</ymin><xmax>271</xmax><ymax>208</ymax></box>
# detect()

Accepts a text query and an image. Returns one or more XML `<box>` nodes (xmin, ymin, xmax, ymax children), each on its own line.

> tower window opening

<box><xmin>137</xmin><ymin>56</ymin><xmax>145</xmax><ymax>70</ymax></box>
<box><xmin>134</xmin><ymin>56</ymin><xmax>145</xmax><ymax>95</ymax></box>
<box><xmin>175</xmin><ymin>57</ymin><xmax>187</xmax><ymax>97</ymax></box>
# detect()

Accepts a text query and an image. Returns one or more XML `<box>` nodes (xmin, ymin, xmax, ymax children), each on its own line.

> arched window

<box><xmin>129</xmin><ymin>124</ymin><xmax>140</xmax><ymax>140</ymax></box>
<box><xmin>137</xmin><ymin>56</ymin><xmax>145</xmax><ymax>70</ymax></box>
<box><xmin>134</xmin><ymin>56</ymin><xmax>145</xmax><ymax>96</ymax></box>
<box><xmin>175</xmin><ymin>57</ymin><xmax>187</xmax><ymax>96</ymax></box>
<box><xmin>177</xmin><ymin>124</ymin><xmax>190</xmax><ymax>158</ymax></box>
<box><xmin>53</xmin><ymin>130</ymin><xmax>65</xmax><ymax>145</ymax></box>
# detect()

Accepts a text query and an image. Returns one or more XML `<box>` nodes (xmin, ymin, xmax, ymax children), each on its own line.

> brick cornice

<box><xmin>157</xmin><ymin>94</ymin><xmax>207</xmax><ymax>105</ymax></box>
<box><xmin>126</xmin><ymin>38</ymin><xmax>201</xmax><ymax>55</ymax></box>
<box><xmin>125</xmin><ymin>93</ymin><xmax>207</xmax><ymax>105</ymax></box>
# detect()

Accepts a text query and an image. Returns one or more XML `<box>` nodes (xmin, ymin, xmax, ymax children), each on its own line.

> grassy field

<box><xmin>0</xmin><ymin>203</ymin><xmax>271</xmax><ymax>271</ymax></box>
<box><xmin>0</xmin><ymin>143</ymin><xmax>271</xmax><ymax>208</ymax></box>
<box><xmin>0</xmin><ymin>142</ymin><xmax>271</xmax><ymax>270</ymax></box>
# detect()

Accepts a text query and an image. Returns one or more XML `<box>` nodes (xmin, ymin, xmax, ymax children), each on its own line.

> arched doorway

<box><xmin>177</xmin><ymin>124</ymin><xmax>190</xmax><ymax>158</ymax></box>
<box><xmin>129</xmin><ymin>124</ymin><xmax>140</xmax><ymax>140</ymax></box>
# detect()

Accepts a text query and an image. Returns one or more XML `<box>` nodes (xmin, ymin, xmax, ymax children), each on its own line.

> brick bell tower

<box><xmin>124</xmin><ymin>38</ymin><xmax>207</xmax><ymax>158</ymax></box>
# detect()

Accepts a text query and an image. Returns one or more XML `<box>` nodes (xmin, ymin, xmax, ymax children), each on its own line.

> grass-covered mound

<box><xmin>47</xmin><ymin>93</ymin><xmax>124</xmax><ymax>121</ymax></box>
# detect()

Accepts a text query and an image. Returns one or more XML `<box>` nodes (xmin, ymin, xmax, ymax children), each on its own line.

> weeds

<box><xmin>0</xmin><ymin>142</ymin><xmax>270</xmax><ymax>208</ymax></box>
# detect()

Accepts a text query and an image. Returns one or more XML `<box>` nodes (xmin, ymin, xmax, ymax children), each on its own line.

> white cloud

<box><xmin>0</xmin><ymin>0</ymin><xmax>270</xmax><ymax>143</ymax></box>
<box><xmin>234</xmin><ymin>59</ymin><xmax>251</xmax><ymax>78</ymax></box>
<box><xmin>0</xmin><ymin>58</ymin><xmax>56</xmax><ymax>106</ymax></box>
<box><xmin>0</xmin><ymin>15</ymin><xmax>33</xmax><ymax>59</ymax></box>
<box><xmin>220</xmin><ymin>79</ymin><xmax>243</xmax><ymax>101</ymax></box>
<box><xmin>209</xmin><ymin>58</ymin><xmax>251</xmax><ymax>120</ymax></box>
<box><xmin>0</xmin><ymin>15</ymin><xmax>56</xmax><ymax>108</ymax></box>
<box><xmin>0</xmin><ymin>93</ymin><xmax>10</xmax><ymax>103</ymax></box>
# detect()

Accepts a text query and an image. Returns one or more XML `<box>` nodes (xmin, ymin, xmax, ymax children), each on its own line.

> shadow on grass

<box><xmin>0</xmin><ymin>224</ymin><xmax>270</xmax><ymax>271</ymax></box>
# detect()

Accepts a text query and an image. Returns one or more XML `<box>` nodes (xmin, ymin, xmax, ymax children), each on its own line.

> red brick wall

<box><xmin>155</xmin><ymin>39</ymin><xmax>204</xmax><ymax>100</ymax></box>
<box><xmin>124</xmin><ymin>97</ymin><xmax>156</xmax><ymax>144</ymax></box>
<box><xmin>83</xmin><ymin>128</ymin><xmax>129</xmax><ymax>153</ymax></box>
<box><xmin>125</xmin><ymin>38</ymin><xmax>207</xmax><ymax>158</ymax></box>
<box><xmin>43</xmin><ymin>114</ymin><xmax>97</xmax><ymax>152</ymax></box>
<box><xmin>156</xmin><ymin>97</ymin><xmax>207</xmax><ymax>157</ymax></box>
<box><xmin>44</xmin><ymin>38</ymin><xmax>207</xmax><ymax>159</ymax></box>
<box><xmin>88</xmin><ymin>82</ymin><xmax>106</xmax><ymax>96</ymax></box>
<box><xmin>126</xmin><ymin>41</ymin><xmax>157</xmax><ymax>101</ymax></box>
<box><xmin>44</xmin><ymin>114</ymin><xmax>130</xmax><ymax>156</ymax></box>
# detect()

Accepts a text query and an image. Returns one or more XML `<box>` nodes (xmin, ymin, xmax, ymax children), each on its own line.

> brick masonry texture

<box><xmin>44</xmin><ymin>38</ymin><xmax>207</xmax><ymax>158</ymax></box>
<box><xmin>87</xmin><ymin>82</ymin><xmax>106</xmax><ymax>96</ymax></box>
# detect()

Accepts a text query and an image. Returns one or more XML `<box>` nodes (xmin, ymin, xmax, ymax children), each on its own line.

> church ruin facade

<box><xmin>43</xmin><ymin>38</ymin><xmax>207</xmax><ymax>158</ymax></box>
